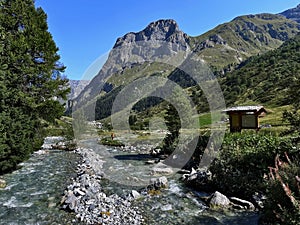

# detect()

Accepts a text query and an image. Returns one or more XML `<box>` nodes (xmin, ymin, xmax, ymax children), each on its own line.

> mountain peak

<box><xmin>279</xmin><ymin>4</ymin><xmax>300</xmax><ymax>24</ymax></box>
<box><xmin>113</xmin><ymin>19</ymin><xmax>188</xmax><ymax>48</ymax></box>
<box><xmin>146</xmin><ymin>19</ymin><xmax>179</xmax><ymax>33</ymax></box>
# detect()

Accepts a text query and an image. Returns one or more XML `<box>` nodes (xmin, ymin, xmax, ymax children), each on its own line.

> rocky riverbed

<box><xmin>61</xmin><ymin>138</ymin><xmax>260</xmax><ymax>225</ymax></box>
<box><xmin>61</xmin><ymin>147</ymin><xmax>144</xmax><ymax>225</ymax></box>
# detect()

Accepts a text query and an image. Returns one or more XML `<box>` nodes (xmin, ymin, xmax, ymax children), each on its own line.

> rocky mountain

<box><xmin>190</xmin><ymin>13</ymin><xmax>299</xmax><ymax>75</ymax></box>
<box><xmin>280</xmin><ymin>4</ymin><xmax>300</xmax><ymax>24</ymax></box>
<box><xmin>74</xmin><ymin>19</ymin><xmax>190</xmax><ymax>107</ymax></box>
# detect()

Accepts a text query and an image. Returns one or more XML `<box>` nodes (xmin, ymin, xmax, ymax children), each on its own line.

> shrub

<box><xmin>209</xmin><ymin>133</ymin><xmax>296</xmax><ymax>200</ymax></box>
<box><xmin>262</xmin><ymin>153</ymin><xmax>300</xmax><ymax>225</ymax></box>
<box><xmin>99</xmin><ymin>137</ymin><xmax>125</xmax><ymax>147</ymax></box>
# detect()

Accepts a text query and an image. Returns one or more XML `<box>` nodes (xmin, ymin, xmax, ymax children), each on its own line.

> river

<box><xmin>0</xmin><ymin>138</ymin><xmax>79</xmax><ymax>225</ymax></box>
<box><xmin>0</xmin><ymin>137</ymin><xmax>260</xmax><ymax>224</ymax></box>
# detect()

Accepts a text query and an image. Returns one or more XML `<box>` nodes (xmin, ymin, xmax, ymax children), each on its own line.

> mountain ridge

<box><xmin>72</xmin><ymin>5</ymin><xmax>300</xmax><ymax>119</ymax></box>
<box><xmin>280</xmin><ymin>4</ymin><xmax>300</xmax><ymax>24</ymax></box>
<box><xmin>190</xmin><ymin>13</ymin><xmax>299</xmax><ymax>75</ymax></box>
<box><xmin>222</xmin><ymin>33</ymin><xmax>300</xmax><ymax>107</ymax></box>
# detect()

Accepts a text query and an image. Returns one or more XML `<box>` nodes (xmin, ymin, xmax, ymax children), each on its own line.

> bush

<box><xmin>261</xmin><ymin>153</ymin><xmax>300</xmax><ymax>225</ymax></box>
<box><xmin>99</xmin><ymin>137</ymin><xmax>125</xmax><ymax>147</ymax></box>
<box><xmin>209</xmin><ymin>133</ymin><xmax>297</xmax><ymax>200</ymax></box>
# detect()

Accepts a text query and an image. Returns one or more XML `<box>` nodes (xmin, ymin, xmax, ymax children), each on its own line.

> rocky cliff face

<box><xmin>114</xmin><ymin>19</ymin><xmax>189</xmax><ymax>48</ymax></box>
<box><xmin>68</xmin><ymin>80</ymin><xmax>90</xmax><ymax>100</ymax></box>
<box><xmin>280</xmin><ymin>4</ymin><xmax>300</xmax><ymax>24</ymax></box>
<box><xmin>74</xmin><ymin>19</ymin><xmax>190</xmax><ymax>106</ymax></box>
<box><xmin>106</xmin><ymin>19</ymin><xmax>190</xmax><ymax>73</ymax></box>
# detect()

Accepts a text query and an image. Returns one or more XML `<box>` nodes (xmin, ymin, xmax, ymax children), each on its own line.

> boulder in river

<box><xmin>149</xmin><ymin>176</ymin><xmax>168</xmax><ymax>189</ymax></box>
<box><xmin>0</xmin><ymin>179</ymin><xmax>6</xmax><ymax>188</ymax></box>
<box><xmin>131</xmin><ymin>190</ymin><xmax>141</xmax><ymax>199</ymax></box>
<box><xmin>209</xmin><ymin>191</ymin><xmax>231</xmax><ymax>209</ymax></box>
<box><xmin>151</xmin><ymin>163</ymin><xmax>173</xmax><ymax>175</ymax></box>
<box><xmin>65</xmin><ymin>195</ymin><xmax>78</xmax><ymax>210</ymax></box>
<box><xmin>230</xmin><ymin>197</ymin><xmax>255</xmax><ymax>211</ymax></box>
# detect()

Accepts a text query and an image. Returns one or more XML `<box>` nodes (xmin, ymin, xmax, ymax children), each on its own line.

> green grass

<box><xmin>199</xmin><ymin>113</ymin><xmax>212</xmax><ymax>127</ymax></box>
<box><xmin>107</xmin><ymin>62</ymin><xmax>174</xmax><ymax>87</ymax></box>
<box><xmin>99</xmin><ymin>137</ymin><xmax>125</xmax><ymax>147</ymax></box>
<box><xmin>43</xmin><ymin>116</ymin><xmax>74</xmax><ymax>140</ymax></box>
<box><xmin>260</xmin><ymin>105</ymin><xmax>291</xmax><ymax>126</ymax></box>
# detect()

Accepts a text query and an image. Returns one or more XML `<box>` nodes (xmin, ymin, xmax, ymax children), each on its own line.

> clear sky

<box><xmin>35</xmin><ymin>0</ymin><xmax>300</xmax><ymax>80</ymax></box>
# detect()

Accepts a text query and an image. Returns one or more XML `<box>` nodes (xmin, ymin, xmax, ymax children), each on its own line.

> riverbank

<box><xmin>61</xmin><ymin>147</ymin><xmax>144</xmax><ymax>225</ymax></box>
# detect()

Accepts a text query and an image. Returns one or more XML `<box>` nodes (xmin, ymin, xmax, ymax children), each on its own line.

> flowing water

<box><xmin>0</xmin><ymin>138</ymin><xmax>79</xmax><ymax>225</ymax></box>
<box><xmin>0</xmin><ymin>137</ymin><xmax>260</xmax><ymax>224</ymax></box>
<box><xmin>83</xmin><ymin>139</ymin><xmax>260</xmax><ymax>225</ymax></box>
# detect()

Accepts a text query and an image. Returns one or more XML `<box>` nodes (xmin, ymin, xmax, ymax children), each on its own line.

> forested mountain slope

<box><xmin>222</xmin><ymin>34</ymin><xmax>300</xmax><ymax>106</ymax></box>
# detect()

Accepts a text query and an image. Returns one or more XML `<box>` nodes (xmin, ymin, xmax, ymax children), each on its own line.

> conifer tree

<box><xmin>0</xmin><ymin>0</ymin><xmax>69</xmax><ymax>173</ymax></box>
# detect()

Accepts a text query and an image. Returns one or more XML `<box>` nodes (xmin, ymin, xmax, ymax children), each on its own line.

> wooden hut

<box><xmin>222</xmin><ymin>106</ymin><xmax>267</xmax><ymax>132</ymax></box>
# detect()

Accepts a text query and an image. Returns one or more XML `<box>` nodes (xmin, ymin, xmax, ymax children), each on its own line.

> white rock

<box><xmin>230</xmin><ymin>197</ymin><xmax>255</xmax><ymax>210</ymax></box>
<box><xmin>74</xmin><ymin>188</ymin><xmax>85</xmax><ymax>196</ymax></box>
<box><xmin>161</xmin><ymin>204</ymin><xmax>173</xmax><ymax>211</ymax></box>
<box><xmin>151</xmin><ymin>163</ymin><xmax>173</xmax><ymax>175</ymax></box>
<box><xmin>209</xmin><ymin>191</ymin><xmax>230</xmax><ymax>208</ymax></box>
<box><xmin>131</xmin><ymin>190</ymin><xmax>141</xmax><ymax>199</ymax></box>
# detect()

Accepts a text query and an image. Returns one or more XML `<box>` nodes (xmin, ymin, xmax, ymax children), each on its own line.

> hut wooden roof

<box><xmin>222</xmin><ymin>106</ymin><xmax>266</xmax><ymax>114</ymax></box>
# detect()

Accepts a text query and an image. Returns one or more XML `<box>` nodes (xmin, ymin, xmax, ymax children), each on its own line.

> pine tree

<box><xmin>162</xmin><ymin>85</ymin><xmax>196</xmax><ymax>154</ymax></box>
<box><xmin>0</xmin><ymin>0</ymin><xmax>69</xmax><ymax>174</ymax></box>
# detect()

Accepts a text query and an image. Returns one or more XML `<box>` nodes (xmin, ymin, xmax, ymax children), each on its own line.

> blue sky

<box><xmin>35</xmin><ymin>0</ymin><xmax>300</xmax><ymax>80</ymax></box>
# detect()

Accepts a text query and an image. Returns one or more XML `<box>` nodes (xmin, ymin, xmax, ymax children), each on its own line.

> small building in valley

<box><xmin>222</xmin><ymin>106</ymin><xmax>267</xmax><ymax>132</ymax></box>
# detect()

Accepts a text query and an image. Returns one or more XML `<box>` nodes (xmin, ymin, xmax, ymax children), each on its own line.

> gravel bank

<box><xmin>61</xmin><ymin>147</ymin><xmax>144</xmax><ymax>225</ymax></box>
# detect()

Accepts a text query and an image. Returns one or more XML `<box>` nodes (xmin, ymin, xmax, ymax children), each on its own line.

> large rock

<box><xmin>0</xmin><ymin>179</ymin><xmax>6</xmax><ymax>188</ymax></box>
<box><xmin>230</xmin><ymin>197</ymin><xmax>255</xmax><ymax>211</ymax></box>
<box><xmin>209</xmin><ymin>191</ymin><xmax>231</xmax><ymax>209</ymax></box>
<box><xmin>65</xmin><ymin>192</ymin><xmax>78</xmax><ymax>210</ymax></box>
<box><xmin>252</xmin><ymin>192</ymin><xmax>266</xmax><ymax>209</ymax></box>
<box><xmin>131</xmin><ymin>190</ymin><xmax>141</xmax><ymax>199</ymax></box>
<box><xmin>149</xmin><ymin>176</ymin><xmax>168</xmax><ymax>189</ymax></box>
<box><xmin>151</xmin><ymin>163</ymin><xmax>173</xmax><ymax>175</ymax></box>
<box><xmin>182</xmin><ymin>168</ymin><xmax>212</xmax><ymax>185</ymax></box>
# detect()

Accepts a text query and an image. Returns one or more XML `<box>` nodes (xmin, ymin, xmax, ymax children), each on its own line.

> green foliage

<box><xmin>0</xmin><ymin>0</ymin><xmax>69</xmax><ymax>174</ymax></box>
<box><xmin>44</xmin><ymin>117</ymin><xmax>74</xmax><ymax>141</ymax></box>
<box><xmin>282</xmin><ymin>109</ymin><xmax>300</xmax><ymax>134</ymax></box>
<box><xmin>72</xmin><ymin>109</ymin><xmax>89</xmax><ymax>139</ymax></box>
<box><xmin>95</xmin><ymin>86</ymin><xmax>123</xmax><ymax>120</ymax></box>
<box><xmin>162</xmin><ymin>104</ymin><xmax>180</xmax><ymax>154</ymax></box>
<box><xmin>182</xmin><ymin>134</ymin><xmax>211</xmax><ymax>170</ymax></box>
<box><xmin>199</xmin><ymin>113</ymin><xmax>212</xmax><ymax>127</ymax></box>
<box><xmin>282</xmin><ymin>74</ymin><xmax>300</xmax><ymax>135</ymax></box>
<box><xmin>209</xmin><ymin>133</ymin><xmax>297</xmax><ymax>200</ymax></box>
<box><xmin>161</xmin><ymin>84</ymin><xmax>196</xmax><ymax>154</ymax></box>
<box><xmin>99</xmin><ymin>137</ymin><xmax>125</xmax><ymax>147</ymax></box>
<box><xmin>262</xmin><ymin>154</ymin><xmax>300</xmax><ymax>225</ymax></box>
